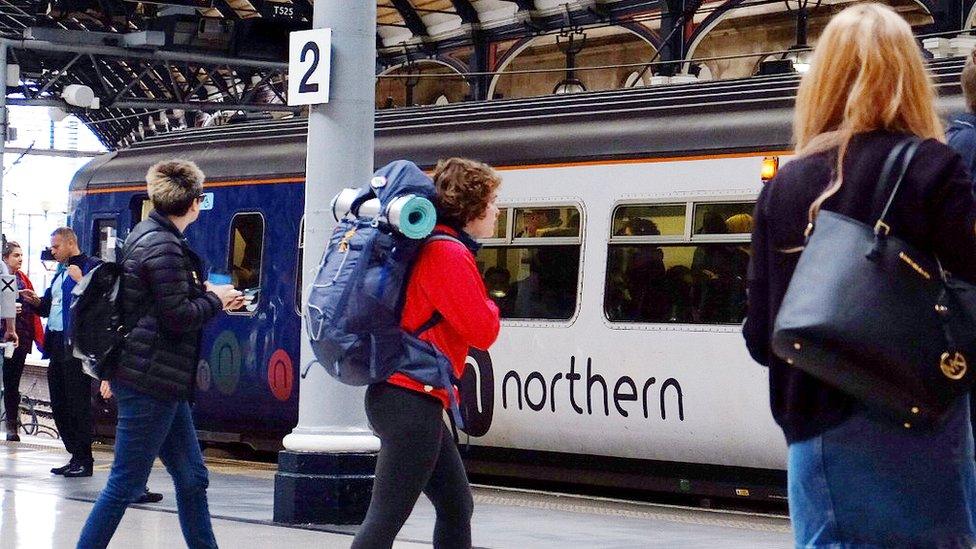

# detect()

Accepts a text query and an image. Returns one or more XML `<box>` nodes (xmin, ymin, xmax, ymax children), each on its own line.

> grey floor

<box><xmin>0</xmin><ymin>438</ymin><xmax>793</xmax><ymax>548</ymax></box>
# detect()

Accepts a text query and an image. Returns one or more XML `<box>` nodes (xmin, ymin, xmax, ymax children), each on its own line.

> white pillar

<box><xmin>273</xmin><ymin>2</ymin><xmax>379</xmax><ymax>525</ymax></box>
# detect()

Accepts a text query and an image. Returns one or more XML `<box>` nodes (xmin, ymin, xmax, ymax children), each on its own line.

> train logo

<box><xmin>459</xmin><ymin>348</ymin><xmax>494</xmax><ymax>437</ymax></box>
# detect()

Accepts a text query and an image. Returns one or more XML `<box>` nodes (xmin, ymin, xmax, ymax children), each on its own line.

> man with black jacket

<box><xmin>77</xmin><ymin>159</ymin><xmax>242</xmax><ymax>549</ymax></box>
<box><xmin>27</xmin><ymin>227</ymin><xmax>100</xmax><ymax>477</ymax></box>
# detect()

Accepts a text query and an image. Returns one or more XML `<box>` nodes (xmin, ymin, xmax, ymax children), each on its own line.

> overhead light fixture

<box><xmin>61</xmin><ymin>84</ymin><xmax>97</xmax><ymax>108</ymax></box>
<box><xmin>553</xmin><ymin>28</ymin><xmax>587</xmax><ymax>95</ymax></box>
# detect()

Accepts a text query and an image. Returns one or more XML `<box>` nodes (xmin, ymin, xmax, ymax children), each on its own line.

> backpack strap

<box><xmin>411</xmin><ymin>311</ymin><xmax>442</xmax><ymax>337</ymax></box>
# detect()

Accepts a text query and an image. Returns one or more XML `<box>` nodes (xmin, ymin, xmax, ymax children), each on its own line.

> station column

<box><xmin>273</xmin><ymin>2</ymin><xmax>379</xmax><ymax>525</ymax></box>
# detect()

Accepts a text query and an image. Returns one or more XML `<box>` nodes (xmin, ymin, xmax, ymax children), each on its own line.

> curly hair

<box><xmin>432</xmin><ymin>158</ymin><xmax>501</xmax><ymax>228</ymax></box>
<box><xmin>146</xmin><ymin>159</ymin><xmax>205</xmax><ymax>216</ymax></box>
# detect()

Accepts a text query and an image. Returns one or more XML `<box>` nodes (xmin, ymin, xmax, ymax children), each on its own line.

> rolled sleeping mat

<box><xmin>331</xmin><ymin>188</ymin><xmax>437</xmax><ymax>239</ymax></box>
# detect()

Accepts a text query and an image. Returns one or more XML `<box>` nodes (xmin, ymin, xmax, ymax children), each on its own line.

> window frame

<box><xmin>225</xmin><ymin>211</ymin><xmax>266</xmax><ymax>317</ymax></box>
<box><xmin>477</xmin><ymin>201</ymin><xmax>586</xmax><ymax>326</ymax></box>
<box><xmin>604</xmin><ymin>196</ymin><xmax>756</xmax><ymax>330</ymax></box>
<box><xmin>91</xmin><ymin>216</ymin><xmax>118</xmax><ymax>261</ymax></box>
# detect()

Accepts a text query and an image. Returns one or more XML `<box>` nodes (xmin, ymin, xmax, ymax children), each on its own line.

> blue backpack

<box><xmin>304</xmin><ymin>160</ymin><xmax>464</xmax><ymax>426</ymax></box>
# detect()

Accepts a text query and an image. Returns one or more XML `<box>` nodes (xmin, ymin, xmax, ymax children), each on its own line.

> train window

<box><xmin>513</xmin><ymin>207</ymin><xmax>580</xmax><ymax>238</ymax></box>
<box><xmin>92</xmin><ymin>219</ymin><xmax>117</xmax><ymax>261</ymax></box>
<box><xmin>491</xmin><ymin>209</ymin><xmax>508</xmax><ymax>239</ymax></box>
<box><xmin>692</xmin><ymin>202</ymin><xmax>755</xmax><ymax>235</ymax></box>
<box><xmin>128</xmin><ymin>196</ymin><xmax>151</xmax><ymax>229</ymax></box>
<box><xmin>477</xmin><ymin>205</ymin><xmax>582</xmax><ymax>321</ymax></box>
<box><xmin>227</xmin><ymin>212</ymin><xmax>264</xmax><ymax>313</ymax></box>
<box><xmin>612</xmin><ymin>204</ymin><xmax>685</xmax><ymax>237</ymax></box>
<box><xmin>295</xmin><ymin>216</ymin><xmax>304</xmax><ymax>315</ymax></box>
<box><xmin>605</xmin><ymin>201</ymin><xmax>754</xmax><ymax>325</ymax></box>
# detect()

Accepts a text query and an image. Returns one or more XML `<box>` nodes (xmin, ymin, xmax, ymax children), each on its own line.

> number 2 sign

<box><xmin>288</xmin><ymin>28</ymin><xmax>331</xmax><ymax>106</ymax></box>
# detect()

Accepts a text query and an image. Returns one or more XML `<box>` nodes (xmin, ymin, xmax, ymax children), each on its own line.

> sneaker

<box><xmin>50</xmin><ymin>463</ymin><xmax>72</xmax><ymax>475</ymax></box>
<box><xmin>135</xmin><ymin>489</ymin><xmax>163</xmax><ymax>504</ymax></box>
<box><xmin>63</xmin><ymin>463</ymin><xmax>93</xmax><ymax>478</ymax></box>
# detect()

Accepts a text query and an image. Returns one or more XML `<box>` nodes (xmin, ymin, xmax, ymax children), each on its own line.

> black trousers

<box><xmin>2</xmin><ymin>342</ymin><xmax>29</xmax><ymax>428</ymax></box>
<box><xmin>46</xmin><ymin>331</ymin><xmax>93</xmax><ymax>465</ymax></box>
<box><xmin>352</xmin><ymin>383</ymin><xmax>473</xmax><ymax>549</ymax></box>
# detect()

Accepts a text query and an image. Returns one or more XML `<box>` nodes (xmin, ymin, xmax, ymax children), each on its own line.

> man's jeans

<box><xmin>77</xmin><ymin>383</ymin><xmax>217</xmax><ymax>549</ymax></box>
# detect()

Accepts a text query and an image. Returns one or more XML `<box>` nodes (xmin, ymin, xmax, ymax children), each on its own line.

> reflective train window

<box><xmin>605</xmin><ymin>201</ymin><xmax>754</xmax><ymax>325</ymax></box>
<box><xmin>227</xmin><ymin>212</ymin><xmax>264</xmax><ymax>313</ymax></box>
<box><xmin>612</xmin><ymin>204</ymin><xmax>685</xmax><ymax>237</ymax></box>
<box><xmin>476</xmin><ymin>205</ymin><xmax>582</xmax><ymax>320</ymax></box>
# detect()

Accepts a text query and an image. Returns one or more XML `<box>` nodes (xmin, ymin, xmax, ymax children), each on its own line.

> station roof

<box><xmin>0</xmin><ymin>0</ymin><xmax>667</xmax><ymax>150</ymax></box>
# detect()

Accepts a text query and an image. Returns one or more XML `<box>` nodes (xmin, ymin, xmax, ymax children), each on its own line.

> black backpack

<box><xmin>70</xmin><ymin>232</ymin><xmax>152</xmax><ymax>380</ymax></box>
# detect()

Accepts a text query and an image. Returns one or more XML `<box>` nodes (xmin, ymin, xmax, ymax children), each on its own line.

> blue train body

<box><xmin>73</xmin><ymin>178</ymin><xmax>305</xmax><ymax>448</ymax></box>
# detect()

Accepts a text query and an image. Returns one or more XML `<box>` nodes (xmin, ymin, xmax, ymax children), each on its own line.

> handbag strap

<box><xmin>871</xmin><ymin>136</ymin><xmax>922</xmax><ymax>236</ymax></box>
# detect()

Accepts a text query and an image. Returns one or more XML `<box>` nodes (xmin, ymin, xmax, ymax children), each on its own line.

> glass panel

<box><xmin>94</xmin><ymin>220</ymin><xmax>117</xmax><ymax>261</ymax></box>
<box><xmin>140</xmin><ymin>199</ymin><xmax>152</xmax><ymax>222</ymax></box>
<box><xmin>477</xmin><ymin>246</ymin><xmax>580</xmax><ymax>320</ymax></box>
<box><xmin>605</xmin><ymin>244</ymin><xmax>750</xmax><ymax>324</ymax></box>
<box><xmin>692</xmin><ymin>202</ymin><xmax>755</xmax><ymax>235</ymax></box>
<box><xmin>513</xmin><ymin>207</ymin><xmax>580</xmax><ymax>238</ymax></box>
<box><xmin>612</xmin><ymin>205</ymin><xmax>685</xmax><ymax>237</ymax></box>
<box><xmin>227</xmin><ymin>213</ymin><xmax>264</xmax><ymax>312</ymax></box>
<box><xmin>490</xmin><ymin>208</ymin><xmax>508</xmax><ymax>239</ymax></box>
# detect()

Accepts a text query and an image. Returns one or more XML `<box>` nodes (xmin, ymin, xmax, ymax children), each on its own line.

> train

<box><xmin>68</xmin><ymin>56</ymin><xmax>969</xmax><ymax>502</ymax></box>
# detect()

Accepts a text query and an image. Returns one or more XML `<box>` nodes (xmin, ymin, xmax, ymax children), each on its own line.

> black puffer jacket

<box><xmin>114</xmin><ymin>210</ymin><xmax>222</xmax><ymax>400</ymax></box>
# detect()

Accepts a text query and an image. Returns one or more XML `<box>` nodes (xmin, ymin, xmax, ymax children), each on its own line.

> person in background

<box><xmin>2</xmin><ymin>241</ymin><xmax>42</xmax><ymax>441</ymax></box>
<box><xmin>744</xmin><ymin>4</ymin><xmax>976</xmax><ymax>546</ymax></box>
<box><xmin>352</xmin><ymin>157</ymin><xmax>501</xmax><ymax>549</ymax></box>
<box><xmin>946</xmin><ymin>49</ymin><xmax>976</xmax><ymax>186</ymax></box>
<box><xmin>32</xmin><ymin>227</ymin><xmax>99</xmax><ymax>477</ymax></box>
<box><xmin>944</xmin><ymin>50</ymin><xmax>976</xmax><ymax>456</ymax></box>
<box><xmin>77</xmin><ymin>159</ymin><xmax>243</xmax><ymax>549</ymax></box>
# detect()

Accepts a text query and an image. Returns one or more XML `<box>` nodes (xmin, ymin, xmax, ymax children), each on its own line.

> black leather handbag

<box><xmin>772</xmin><ymin>137</ymin><xmax>976</xmax><ymax>429</ymax></box>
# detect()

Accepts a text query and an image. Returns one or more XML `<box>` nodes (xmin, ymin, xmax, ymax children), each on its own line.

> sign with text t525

<box><xmin>288</xmin><ymin>28</ymin><xmax>332</xmax><ymax>106</ymax></box>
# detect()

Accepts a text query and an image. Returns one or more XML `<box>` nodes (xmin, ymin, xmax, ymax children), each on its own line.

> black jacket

<box><xmin>744</xmin><ymin>130</ymin><xmax>976</xmax><ymax>443</ymax></box>
<box><xmin>113</xmin><ymin>210</ymin><xmax>222</xmax><ymax>400</ymax></box>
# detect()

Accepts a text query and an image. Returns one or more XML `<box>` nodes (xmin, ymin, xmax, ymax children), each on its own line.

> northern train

<box><xmin>68</xmin><ymin>57</ymin><xmax>969</xmax><ymax>502</ymax></box>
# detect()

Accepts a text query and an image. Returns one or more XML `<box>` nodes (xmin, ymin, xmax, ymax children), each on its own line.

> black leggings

<box><xmin>352</xmin><ymin>383</ymin><xmax>473</xmax><ymax>549</ymax></box>
<box><xmin>2</xmin><ymin>344</ymin><xmax>28</xmax><ymax>427</ymax></box>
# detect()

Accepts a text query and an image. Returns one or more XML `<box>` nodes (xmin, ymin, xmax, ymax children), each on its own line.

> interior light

<box><xmin>761</xmin><ymin>156</ymin><xmax>780</xmax><ymax>182</ymax></box>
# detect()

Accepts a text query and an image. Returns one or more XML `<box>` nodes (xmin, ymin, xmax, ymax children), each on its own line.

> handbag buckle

<box><xmin>873</xmin><ymin>220</ymin><xmax>891</xmax><ymax>236</ymax></box>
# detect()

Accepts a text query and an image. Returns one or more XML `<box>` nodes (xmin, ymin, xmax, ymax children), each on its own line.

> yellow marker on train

<box><xmin>761</xmin><ymin>156</ymin><xmax>779</xmax><ymax>182</ymax></box>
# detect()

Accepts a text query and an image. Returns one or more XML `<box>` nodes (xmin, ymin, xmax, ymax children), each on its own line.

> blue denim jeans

<box><xmin>788</xmin><ymin>395</ymin><xmax>976</xmax><ymax>548</ymax></box>
<box><xmin>77</xmin><ymin>383</ymin><xmax>217</xmax><ymax>549</ymax></box>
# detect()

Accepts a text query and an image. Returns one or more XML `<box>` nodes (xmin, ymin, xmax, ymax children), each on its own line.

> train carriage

<box><xmin>68</xmin><ymin>58</ymin><xmax>968</xmax><ymax>501</ymax></box>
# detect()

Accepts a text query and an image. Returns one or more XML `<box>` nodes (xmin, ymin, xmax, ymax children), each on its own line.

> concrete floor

<box><xmin>0</xmin><ymin>437</ymin><xmax>794</xmax><ymax>548</ymax></box>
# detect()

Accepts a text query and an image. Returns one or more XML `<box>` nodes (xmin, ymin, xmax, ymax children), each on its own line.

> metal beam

<box><xmin>6</xmin><ymin>97</ymin><xmax>301</xmax><ymax>113</ymax></box>
<box><xmin>3</xmin><ymin>147</ymin><xmax>101</xmax><ymax>158</ymax></box>
<box><xmin>389</xmin><ymin>0</ymin><xmax>428</xmax><ymax>37</ymax></box>
<box><xmin>450</xmin><ymin>0</ymin><xmax>479</xmax><ymax>24</ymax></box>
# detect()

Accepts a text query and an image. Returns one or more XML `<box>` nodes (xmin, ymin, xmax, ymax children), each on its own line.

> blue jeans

<box><xmin>789</xmin><ymin>395</ymin><xmax>976</xmax><ymax>548</ymax></box>
<box><xmin>77</xmin><ymin>383</ymin><xmax>217</xmax><ymax>549</ymax></box>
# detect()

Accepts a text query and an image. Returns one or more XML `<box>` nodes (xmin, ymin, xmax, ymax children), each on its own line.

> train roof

<box><xmin>71</xmin><ymin>57</ymin><xmax>969</xmax><ymax>192</ymax></box>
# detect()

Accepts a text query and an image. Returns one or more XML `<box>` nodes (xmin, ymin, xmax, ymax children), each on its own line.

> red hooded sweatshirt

<box><xmin>388</xmin><ymin>225</ymin><xmax>500</xmax><ymax>407</ymax></box>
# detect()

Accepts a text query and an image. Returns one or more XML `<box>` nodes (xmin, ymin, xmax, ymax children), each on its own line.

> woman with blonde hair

<box><xmin>743</xmin><ymin>4</ymin><xmax>976</xmax><ymax>546</ymax></box>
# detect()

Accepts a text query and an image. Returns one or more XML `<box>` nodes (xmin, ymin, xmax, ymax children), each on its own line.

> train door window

<box><xmin>92</xmin><ymin>219</ymin><xmax>118</xmax><ymax>261</ymax></box>
<box><xmin>128</xmin><ymin>196</ymin><xmax>151</xmax><ymax>229</ymax></box>
<box><xmin>295</xmin><ymin>216</ymin><xmax>304</xmax><ymax>315</ymax></box>
<box><xmin>477</xmin><ymin>205</ymin><xmax>582</xmax><ymax>320</ymax></box>
<box><xmin>605</xmin><ymin>201</ymin><xmax>754</xmax><ymax>325</ymax></box>
<box><xmin>227</xmin><ymin>212</ymin><xmax>264</xmax><ymax>313</ymax></box>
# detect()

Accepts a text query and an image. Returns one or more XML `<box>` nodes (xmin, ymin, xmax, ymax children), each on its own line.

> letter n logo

<box><xmin>459</xmin><ymin>348</ymin><xmax>494</xmax><ymax>437</ymax></box>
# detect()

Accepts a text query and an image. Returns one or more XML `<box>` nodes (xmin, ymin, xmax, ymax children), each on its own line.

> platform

<box><xmin>0</xmin><ymin>438</ymin><xmax>793</xmax><ymax>548</ymax></box>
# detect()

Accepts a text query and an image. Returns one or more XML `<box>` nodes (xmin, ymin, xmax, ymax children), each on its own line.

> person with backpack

<box><xmin>743</xmin><ymin>5</ymin><xmax>976</xmax><ymax>546</ymax></box>
<box><xmin>30</xmin><ymin>227</ymin><xmax>100</xmax><ymax>477</ymax></box>
<box><xmin>77</xmin><ymin>159</ymin><xmax>242</xmax><ymax>549</ymax></box>
<box><xmin>351</xmin><ymin>157</ymin><xmax>501</xmax><ymax>549</ymax></box>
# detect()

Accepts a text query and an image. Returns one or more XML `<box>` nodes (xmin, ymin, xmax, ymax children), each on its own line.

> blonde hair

<box><xmin>794</xmin><ymin>3</ymin><xmax>943</xmax><ymax>221</ymax></box>
<box><xmin>146</xmin><ymin>159</ymin><xmax>205</xmax><ymax>216</ymax></box>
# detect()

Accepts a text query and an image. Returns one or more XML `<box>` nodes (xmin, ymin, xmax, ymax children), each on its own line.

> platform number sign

<box><xmin>288</xmin><ymin>28</ymin><xmax>331</xmax><ymax>106</ymax></box>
